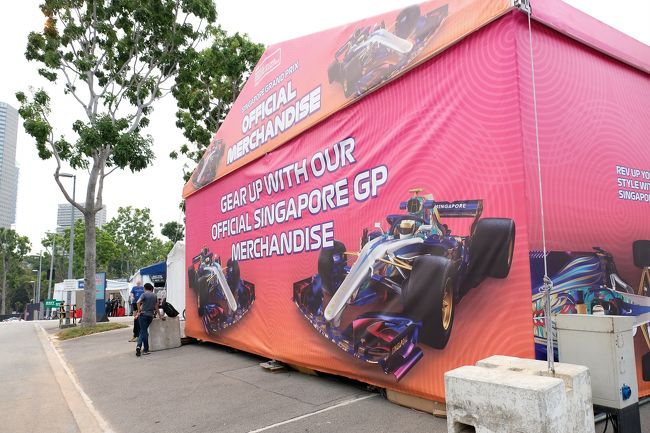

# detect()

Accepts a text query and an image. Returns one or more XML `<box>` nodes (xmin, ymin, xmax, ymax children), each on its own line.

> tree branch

<box><xmin>100</xmin><ymin>24</ymin><xmax>141</xmax><ymax>100</ymax></box>
<box><xmin>95</xmin><ymin>149</ymin><xmax>110</xmax><ymax>212</ymax></box>
<box><xmin>60</xmin><ymin>61</ymin><xmax>90</xmax><ymax>116</ymax></box>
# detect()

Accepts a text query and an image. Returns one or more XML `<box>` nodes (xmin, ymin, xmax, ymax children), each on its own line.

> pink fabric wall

<box><xmin>186</xmin><ymin>15</ymin><xmax>533</xmax><ymax>401</ymax></box>
<box><xmin>517</xmin><ymin>12</ymin><xmax>650</xmax><ymax>395</ymax></box>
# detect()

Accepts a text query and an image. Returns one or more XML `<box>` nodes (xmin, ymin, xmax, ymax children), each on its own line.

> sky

<box><xmin>0</xmin><ymin>0</ymin><xmax>648</xmax><ymax>252</ymax></box>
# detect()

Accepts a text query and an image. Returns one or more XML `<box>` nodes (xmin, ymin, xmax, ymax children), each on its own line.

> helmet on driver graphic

<box><xmin>397</xmin><ymin>220</ymin><xmax>417</xmax><ymax>239</ymax></box>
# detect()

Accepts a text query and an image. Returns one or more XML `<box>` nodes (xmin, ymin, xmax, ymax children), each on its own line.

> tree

<box><xmin>141</xmin><ymin>237</ymin><xmax>173</xmax><ymax>267</ymax></box>
<box><xmin>104</xmin><ymin>206</ymin><xmax>155</xmax><ymax>275</ymax></box>
<box><xmin>172</xmin><ymin>27</ymin><xmax>264</xmax><ymax>181</ymax></box>
<box><xmin>161</xmin><ymin>221</ymin><xmax>184</xmax><ymax>243</ymax></box>
<box><xmin>45</xmin><ymin>222</ymin><xmax>120</xmax><ymax>279</ymax></box>
<box><xmin>105</xmin><ymin>206</ymin><xmax>175</xmax><ymax>275</ymax></box>
<box><xmin>16</xmin><ymin>0</ymin><xmax>216</xmax><ymax>326</ymax></box>
<box><xmin>0</xmin><ymin>229</ymin><xmax>31</xmax><ymax>314</ymax></box>
<box><xmin>41</xmin><ymin>231</ymin><xmax>72</xmax><ymax>287</ymax></box>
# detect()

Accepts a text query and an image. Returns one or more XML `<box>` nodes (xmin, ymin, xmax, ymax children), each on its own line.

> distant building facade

<box><xmin>0</xmin><ymin>102</ymin><xmax>19</xmax><ymax>228</ymax></box>
<box><xmin>56</xmin><ymin>204</ymin><xmax>107</xmax><ymax>234</ymax></box>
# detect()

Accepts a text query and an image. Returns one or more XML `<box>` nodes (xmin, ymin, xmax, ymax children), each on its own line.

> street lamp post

<box><xmin>37</xmin><ymin>251</ymin><xmax>43</xmax><ymax>304</ymax></box>
<box><xmin>47</xmin><ymin>233</ymin><xmax>55</xmax><ymax>318</ymax></box>
<box><xmin>31</xmin><ymin>264</ymin><xmax>41</xmax><ymax>320</ymax></box>
<box><xmin>59</xmin><ymin>173</ymin><xmax>76</xmax><ymax>327</ymax></box>
<box><xmin>29</xmin><ymin>281</ymin><xmax>35</xmax><ymax>321</ymax></box>
<box><xmin>29</xmin><ymin>281</ymin><xmax>36</xmax><ymax>303</ymax></box>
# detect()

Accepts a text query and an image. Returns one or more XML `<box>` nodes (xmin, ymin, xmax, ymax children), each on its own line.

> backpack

<box><xmin>161</xmin><ymin>300</ymin><xmax>180</xmax><ymax>318</ymax></box>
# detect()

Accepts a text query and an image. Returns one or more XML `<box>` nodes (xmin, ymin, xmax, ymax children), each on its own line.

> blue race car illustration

<box><xmin>294</xmin><ymin>189</ymin><xmax>515</xmax><ymax>380</ymax></box>
<box><xmin>531</xmin><ymin>241</ymin><xmax>650</xmax><ymax>377</ymax></box>
<box><xmin>187</xmin><ymin>247</ymin><xmax>255</xmax><ymax>334</ymax></box>
<box><xmin>328</xmin><ymin>4</ymin><xmax>448</xmax><ymax>97</ymax></box>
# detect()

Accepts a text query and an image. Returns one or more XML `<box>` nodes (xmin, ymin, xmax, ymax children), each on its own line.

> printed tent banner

<box><xmin>182</xmin><ymin>0</ymin><xmax>513</xmax><ymax>198</ymax></box>
<box><xmin>184</xmin><ymin>0</ymin><xmax>650</xmax><ymax>401</ymax></box>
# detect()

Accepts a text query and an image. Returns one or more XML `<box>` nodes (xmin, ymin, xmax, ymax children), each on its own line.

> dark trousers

<box><xmin>137</xmin><ymin>315</ymin><xmax>154</xmax><ymax>352</ymax></box>
<box><xmin>133</xmin><ymin>315</ymin><xmax>140</xmax><ymax>338</ymax></box>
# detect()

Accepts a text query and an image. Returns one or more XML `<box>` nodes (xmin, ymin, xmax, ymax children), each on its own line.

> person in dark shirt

<box><xmin>106</xmin><ymin>295</ymin><xmax>115</xmax><ymax>317</ymax></box>
<box><xmin>135</xmin><ymin>283</ymin><xmax>164</xmax><ymax>356</ymax></box>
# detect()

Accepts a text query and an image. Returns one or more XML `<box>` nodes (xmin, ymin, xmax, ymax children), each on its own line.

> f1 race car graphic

<box><xmin>328</xmin><ymin>4</ymin><xmax>448</xmax><ymax>97</ymax></box>
<box><xmin>190</xmin><ymin>139</ymin><xmax>225</xmax><ymax>189</ymax></box>
<box><xmin>293</xmin><ymin>189</ymin><xmax>515</xmax><ymax>380</ymax></box>
<box><xmin>531</xmin><ymin>240</ymin><xmax>650</xmax><ymax>380</ymax></box>
<box><xmin>187</xmin><ymin>247</ymin><xmax>255</xmax><ymax>334</ymax></box>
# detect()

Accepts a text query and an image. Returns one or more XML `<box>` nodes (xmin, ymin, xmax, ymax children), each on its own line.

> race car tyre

<box><xmin>226</xmin><ymin>258</ymin><xmax>241</xmax><ymax>294</ymax></box>
<box><xmin>328</xmin><ymin>61</ymin><xmax>342</xmax><ymax>84</ymax></box>
<box><xmin>318</xmin><ymin>240</ymin><xmax>348</xmax><ymax>295</ymax></box>
<box><xmin>197</xmin><ymin>275</ymin><xmax>209</xmax><ymax>317</ymax></box>
<box><xmin>302</xmin><ymin>280</ymin><xmax>324</xmax><ymax>315</ymax></box>
<box><xmin>403</xmin><ymin>255</ymin><xmax>455</xmax><ymax>349</ymax></box>
<box><xmin>465</xmin><ymin>218</ymin><xmax>515</xmax><ymax>288</ymax></box>
<box><xmin>235</xmin><ymin>284</ymin><xmax>251</xmax><ymax>308</ymax></box>
<box><xmin>187</xmin><ymin>267</ymin><xmax>198</xmax><ymax>291</ymax></box>
<box><xmin>643</xmin><ymin>352</ymin><xmax>650</xmax><ymax>382</ymax></box>
<box><xmin>633</xmin><ymin>240</ymin><xmax>650</xmax><ymax>268</ymax></box>
<box><xmin>395</xmin><ymin>5</ymin><xmax>421</xmax><ymax>39</ymax></box>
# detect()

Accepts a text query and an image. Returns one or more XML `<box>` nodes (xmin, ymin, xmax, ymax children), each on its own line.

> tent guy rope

<box><xmin>525</xmin><ymin>1</ymin><xmax>555</xmax><ymax>375</ymax></box>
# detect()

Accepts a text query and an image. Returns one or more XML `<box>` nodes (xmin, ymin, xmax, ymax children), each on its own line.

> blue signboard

<box><xmin>95</xmin><ymin>272</ymin><xmax>107</xmax><ymax>321</ymax></box>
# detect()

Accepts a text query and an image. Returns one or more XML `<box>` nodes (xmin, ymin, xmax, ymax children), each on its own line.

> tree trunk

<box><xmin>1</xmin><ymin>256</ymin><xmax>6</xmax><ymax>315</ymax></box>
<box><xmin>82</xmin><ymin>212</ymin><xmax>97</xmax><ymax>327</ymax></box>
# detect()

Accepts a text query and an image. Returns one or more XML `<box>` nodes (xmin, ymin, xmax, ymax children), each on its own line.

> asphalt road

<box><xmin>2</xmin><ymin>319</ymin><xmax>650</xmax><ymax>433</ymax></box>
<box><xmin>53</xmin><ymin>322</ymin><xmax>443</xmax><ymax>433</ymax></box>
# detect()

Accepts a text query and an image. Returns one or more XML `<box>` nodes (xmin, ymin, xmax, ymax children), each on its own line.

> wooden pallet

<box><xmin>385</xmin><ymin>389</ymin><xmax>447</xmax><ymax>418</ymax></box>
<box><xmin>287</xmin><ymin>363</ymin><xmax>319</xmax><ymax>376</ymax></box>
<box><xmin>269</xmin><ymin>359</ymin><xmax>447</xmax><ymax>417</ymax></box>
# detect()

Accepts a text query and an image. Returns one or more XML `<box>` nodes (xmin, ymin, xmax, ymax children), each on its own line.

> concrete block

<box><xmin>477</xmin><ymin>355</ymin><xmax>595</xmax><ymax>433</ymax></box>
<box><xmin>148</xmin><ymin>316</ymin><xmax>181</xmax><ymax>352</ymax></box>
<box><xmin>445</xmin><ymin>365</ymin><xmax>567</xmax><ymax>433</ymax></box>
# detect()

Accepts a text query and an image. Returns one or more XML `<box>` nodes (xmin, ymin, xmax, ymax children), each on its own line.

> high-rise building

<box><xmin>0</xmin><ymin>102</ymin><xmax>19</xmax><ymax>228</ymax></box>
<box><xmin>56</xmin><ymin>204</ymin><xmax>107</xmax><ymax>234</ymax></box>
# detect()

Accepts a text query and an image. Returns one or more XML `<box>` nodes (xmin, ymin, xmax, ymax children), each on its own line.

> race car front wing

<box><xmin>293</xmin><ymin>276</ymin><xmax>423</xmax><ymax>381</ymax></box>
<box><xmin>203</xmin><ymin>281</ymin><xmax>255</xmax><ymax>334</ymax></box>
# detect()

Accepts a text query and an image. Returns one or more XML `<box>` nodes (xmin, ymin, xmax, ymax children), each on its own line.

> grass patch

<box><xmin>56</xmin><ymin>322</ymin><xmax>128</xmax><ymax>340</ymax></box>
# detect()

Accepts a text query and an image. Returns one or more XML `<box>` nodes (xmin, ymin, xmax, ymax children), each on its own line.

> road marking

<box><xmin>247</xmin><ymin>394</ymin><xmax>377</xmax><ymax>432</ymax></box>
<box><xmin>37</xmin><ymin>325</ymin><xmax>114</xmax><ymax>433</ymax></box>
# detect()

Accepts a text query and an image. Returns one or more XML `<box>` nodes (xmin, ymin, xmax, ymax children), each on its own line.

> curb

<box><xmin>36</xmin><ymin>324</ymin><xmax>114</xmax><ymax>433</ymax></box>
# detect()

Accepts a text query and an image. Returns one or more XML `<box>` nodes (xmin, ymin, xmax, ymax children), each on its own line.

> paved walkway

<box><xmin>0</xmin><ymin>321</ymin><xmax>80</xmax><ymax>433</ymax></box>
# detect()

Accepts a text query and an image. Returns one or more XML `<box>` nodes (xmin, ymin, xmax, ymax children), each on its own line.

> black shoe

<box><xmin>136</xmin><ymin>347</ymin><xmax>141</xmax><ymax>357</ymax></box>
<box><xmin>143</xmin><ymin>351</ymin><xmax>150</xmax><ymax>356</ymax></box>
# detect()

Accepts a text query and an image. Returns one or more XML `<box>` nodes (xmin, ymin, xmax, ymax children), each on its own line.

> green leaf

<box><xmin>15</xmin><ymin>0</ymin><xmax>218</xmax><ymax>314</ymax></box>
<box><xmin>173</xmin><ymin>28</ymin><xmax>263</xmax><ymax>169</ymax></box>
